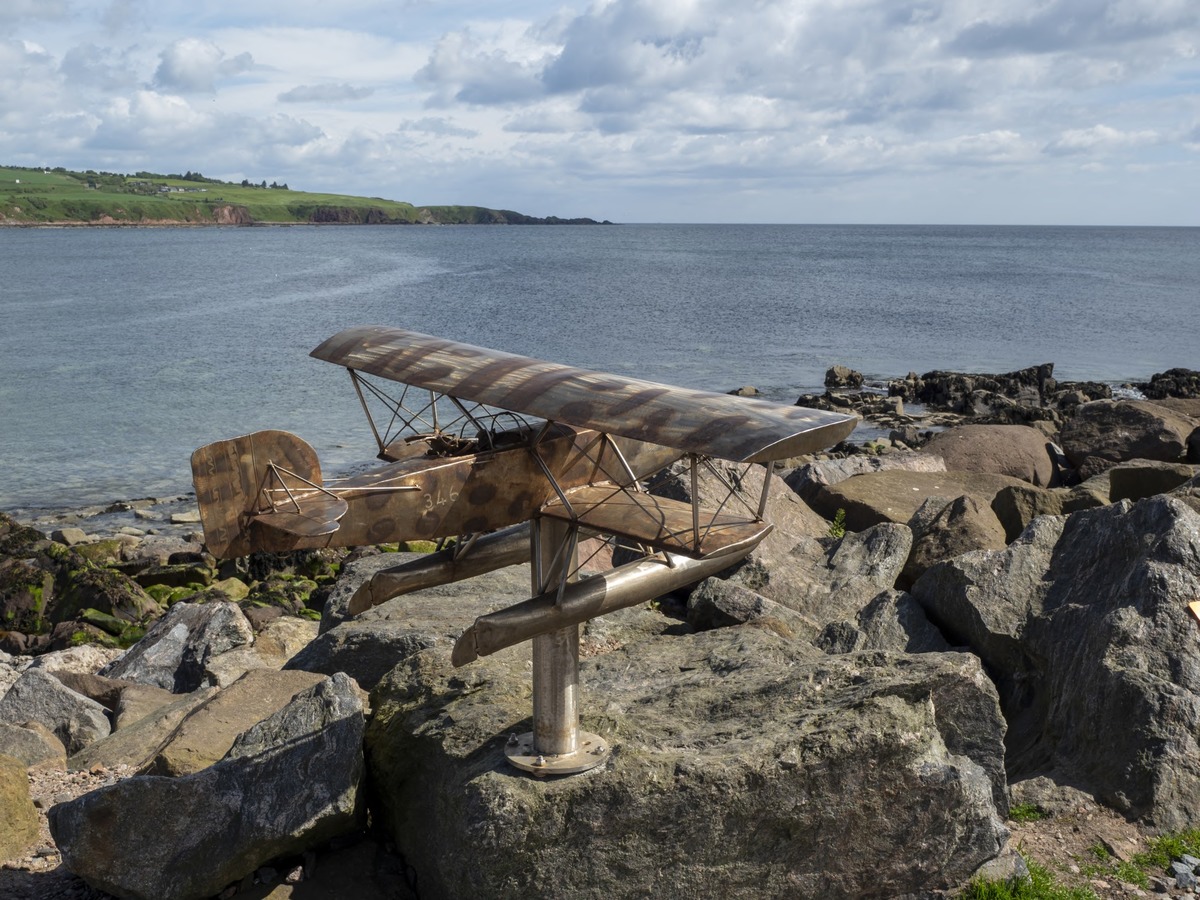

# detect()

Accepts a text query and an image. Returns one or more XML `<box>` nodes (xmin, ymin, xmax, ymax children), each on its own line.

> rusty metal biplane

<box><xmin>192</xmin><ymin>325</ymin><xmax>856</xmax><ymax>775</ymax></box>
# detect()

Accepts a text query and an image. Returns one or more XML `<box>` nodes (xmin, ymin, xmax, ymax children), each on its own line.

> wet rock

<box><xmin>100</xmin><ymin>600</ymin><xmax>255</xmax><ymax>692</ymax></box>
<box><xmin>50</xmin><ymin>674</ymin><xmax>364</xmax><ymax>900</ymax></box>
<box><xmin>922</xmin><ymin>424</ymin><xmax>1057</xmax><ymax>486</ymax></box>
<box><xmin>0</xmin><ymin>669</ymin><xmax>110</xmax><ymax>755</ymax></box>
<box><xmin>1059</xmin><ymin>400</ymin><xmax>1195</xmax><ymax>472</ymax></box>
<box><xmin>0</xmin><ymin>512</ymin><xmax>160</xmax><ymax>637</ymax></box>
<box><xmin>917</xmin><ymin>364</ymin><xmax>1056</xmax><ymax>412</ymax></box>
<box><xmin>1137</xmin><ymin>368</ymin><xmax>1200</xmax><ymax>400</ymax></box>
<box><xmin>912</xmin><ymin>497</ymin><xmax>1200</xmax><ymax>829</ymax></box>
<box><xmin>366</xmin><ymin>631</ymin><xmax>1008</xmax><ymax>899</ymax></box>
<box><xmin>825</xmin><ymin>365</ymin><xmax>864</xmax><ymax>389</ymax></box>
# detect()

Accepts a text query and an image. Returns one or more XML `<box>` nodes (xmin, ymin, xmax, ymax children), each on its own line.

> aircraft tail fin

<box><xmin>191</xmin><ymin>429</ymin><xmax>344</xmax><ymax>558</ymax></box>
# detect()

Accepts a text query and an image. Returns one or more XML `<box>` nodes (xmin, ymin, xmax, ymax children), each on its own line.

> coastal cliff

<box><xmin>0</xmin><ymin>165</ymin><xmax>609</xmax><ymax>227</ymax></box>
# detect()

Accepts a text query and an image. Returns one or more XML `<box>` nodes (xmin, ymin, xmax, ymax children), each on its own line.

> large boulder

<box><xmin>0</xmin><ymin>668</ymin><xmax>110</xmax><ymax>755</ymax></box>
<box><xmin>814</xmin><ymin>589</ymin><xmax>952</xmax><ymax>655</ymax></box>
<box><xmin>809</xmin><ymin>470</ymin><xmax>1027</xmax><ymax>532</ymax></box>
<box><xmin>1108</xmin><ymin>460</ymin><xmax>1196</xmax><ymax>502</ymax></box>
<box><xmin>50</xmin><ymin>673</ymin><xmax>364</xmax><ymax>900</ymax></box>
<box><xmin>286</xmin><ymin>563</ymin><xmax>532</xmax><ymax>690</ymax></box>
<box><xmin>142</xmin><ymin>668</ymin><xmax>327</xmax><ymax>776</ymax></box>
<box><xmin>783</xmin><ymin>451</ymin><xmax>946</xmax><ymax>505</ymax></box>
<box><xmin>912</xmin><ymin>497</ymin><xmax>1200</xmax><ymax>829</ymax></box>
<box><xmin>921</xmin><ymin>424</ymin><xmax>1057</xmax><ymax>486</ymax></box>
<box><xmin>900</xmin><ymin>494</ymin><xmax>1008</xmax><ymax>588</ymax></box>
<box><xmin>100</xmin><ymin>600</ymin><xmax>255</xmax><ymax>692</ymax></box>
<box><xmin>0</xmin><ymin>721</ymin><xmax>66</xmax><ymax>769</ymax></box>
<box><xmin>1059</xmin><ymin>400</ymin><xmax>1195</xmax><ymax>475</ymax></box>
<box><xmin>0</xmin><ymin>753</ymin><xmax>39</xmax><ymax>862</ymax></box>
<box><xmin>704</xmin><ymin>523</ymin><xmax>913</xmax><ymax>641</ymax></box>
<box><xmin>367</xmin><ymin>630</ymin><xmax>1010</xmax><ymax>898</ymax></box>
<box><xmin>68</xmin><ymin>688</ymin><xmax>215</xmax><ymax>773</ymax></box>
<box><xmin>1137</xmin><ymin>369</ymin><xmax>1200</xmax><ymax>400</ymax></box>
<box><xmin>991</xmin><ymin>483</ymin><xmax>1067</xmax><ymax>543</ymax></box>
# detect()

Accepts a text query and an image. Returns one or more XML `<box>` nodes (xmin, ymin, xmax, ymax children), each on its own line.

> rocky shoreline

<box><xmin>2</xmin><ymin>362</ymin><xmax>1200</xmax><ymax>899</ymax></box>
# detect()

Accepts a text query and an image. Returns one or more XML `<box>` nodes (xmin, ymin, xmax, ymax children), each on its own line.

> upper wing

<box><xmin>311</xmin><ymin>326</ymin><xmax>857</xmax><ymax>463</ymax></box>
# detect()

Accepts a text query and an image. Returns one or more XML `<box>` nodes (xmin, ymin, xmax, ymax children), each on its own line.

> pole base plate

<box><xmin>504</xmin><ymin>730</ymin><xmax>610</xmax><ymax>777</ymax></box>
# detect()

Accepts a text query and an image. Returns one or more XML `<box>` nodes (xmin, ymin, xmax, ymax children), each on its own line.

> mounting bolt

<box><xmin>507</xmin><ymin>733</ymin><xmax>518</xmax><ymax>746</ymax></box>
<box><xmin>534</xmin><ymin>755</ymin><xmax>546</xmax><ymax>767</ymax></box>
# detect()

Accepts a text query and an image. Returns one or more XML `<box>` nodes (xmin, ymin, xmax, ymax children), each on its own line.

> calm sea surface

<box><xmin>1</xmin><ymin>224</ymin><xmax>1196</xmax><ymax>510</ymax></box>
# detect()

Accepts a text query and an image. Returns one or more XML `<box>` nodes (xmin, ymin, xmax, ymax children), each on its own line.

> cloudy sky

<box><xmin>3</xmin><ymin>0</ymin><xmax>1198</xmax><ymax>224</ymax></box>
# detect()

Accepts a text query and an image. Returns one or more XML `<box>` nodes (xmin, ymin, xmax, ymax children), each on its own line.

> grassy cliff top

<box><xmin>0</xmin><ymin>166</ymin><xmax>607</xmax><ymax>227</ymax></box>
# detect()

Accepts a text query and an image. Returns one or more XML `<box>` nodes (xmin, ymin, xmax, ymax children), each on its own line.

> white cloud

<box><xmin>1044</xmin><ymin>124</ymin><xmax>1161</xmax><ymax>155</ymax></box>
<box><xmin>278</xmin><ymin>83</ymin><xmax>375</xmax><ymax>103</ymax></box>
<box><xmin>154</xmin><ymin>38</ymin><xmax>255</xmax><ymax>93</ymax></box>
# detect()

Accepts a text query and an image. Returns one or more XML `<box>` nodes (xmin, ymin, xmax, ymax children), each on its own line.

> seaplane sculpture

<box><xmin>192</xmin><ymin>325</ymin><xmax>856</xmax><ymax>774</ymax></box>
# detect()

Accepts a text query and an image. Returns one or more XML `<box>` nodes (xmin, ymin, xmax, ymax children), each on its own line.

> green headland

<box><xmin>0</xmin><ymin>165</ymin><xmax>608</xmax><ymax>227</ymax></box>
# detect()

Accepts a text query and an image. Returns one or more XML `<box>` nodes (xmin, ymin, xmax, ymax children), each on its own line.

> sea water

<box><xmin>0</xmin><ymin>224</ymin><xmax>1196</xmax><ymax>510</ymax></box>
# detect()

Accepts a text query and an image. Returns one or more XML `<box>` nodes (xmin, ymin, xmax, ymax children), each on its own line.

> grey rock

<box><xmin>101</xmin><ymin>599</ymin><xmax>255</xmax><ymax>692</ymax></box>
<box><xmin>367</xmin><ymin>630</ymin><xmax>1008</xmax><ymax>899</ymax></box>
<box><xmin>0</xmin><ymin>721</ymin><xmax>67</xmax><ymax>768</ymax></box>
<box><xmin>712</xmin><ymin>523</ymin><xmax>912</xmax><ymax>641</ymax></box>
<box><xmin>900</xmin><ymin>494</ymin><xmax>1008</xmax><ymax>589</ymax></box>
<box><xmin>991</xmin><ymin>483</ymin><xmax>1066</xmax><ymax>543</ymax></box>
<box><xmin>0</xmin><ymin>669</ymin><xmax>111</xmax><ymax>755</ymax></box>
<box><xmin>27</xmin><ymin>644</ymin><xmax>125</xmax><ymax>677</ymax></box>
<box><xmin>913</xmin><ymin>496</ymin><xmax>1200</xmax><ymax>829</ymax></box>
<box><xmin>687</xmin><ymin>579</ymin><xmax>814</xmax><ymax>636</ymax></box>
<box><xmin>825</xmin><ymin>364</ymin><xmax>863</xmax><ymax>389</ymax></box>
<box><xmin>815</xmin><ymin>589</ymin><xmax>951</xmax><ymax>655</ymax></box>
<box><xmin>50</xmin><ymin>527</ymin><xmax>88</xmax><ymax>546</ymax></box>
<box><xmin>50</xmin><ymin>674</ymin><xmax>364</xmax><ymax>900</ymax></box>
<box><xmin>319</xmin><ymin>552</ymin><xmax>424</xmax><ymax>634</ymax></box>
<box><xmin>287</xmin><ymin>564</ymin><xmax>531</xmax><ymax>690</ymax></box>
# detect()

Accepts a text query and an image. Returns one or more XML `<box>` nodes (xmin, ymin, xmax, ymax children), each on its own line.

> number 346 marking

<box><xmin>423</xmin><ymin>490</ymin><xmax>459</xmax><ymax>511</ymax></box>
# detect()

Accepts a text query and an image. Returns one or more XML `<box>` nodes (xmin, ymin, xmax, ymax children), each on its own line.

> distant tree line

<box><xmin>239</xmin><ymin>179</ymin><xmax>290</xmax><ymax>190</ymax></box>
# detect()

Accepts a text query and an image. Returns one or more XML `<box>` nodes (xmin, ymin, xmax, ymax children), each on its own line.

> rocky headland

<box><xmin>2</xmin><ymin>363</ymin><xmax>1200</xmax><ymax>899</ymax></box>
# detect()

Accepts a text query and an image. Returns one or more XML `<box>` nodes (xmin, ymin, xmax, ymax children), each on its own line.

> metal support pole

<box><xmin>505</xmin><ymin>516</ymin><xmax>609</xmax><ymax>776</ymax></box>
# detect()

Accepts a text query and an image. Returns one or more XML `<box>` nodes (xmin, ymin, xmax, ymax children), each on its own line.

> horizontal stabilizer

<box><xmin>250</xmin><ymin>494</ymin><xmax>349</xmax><ymax>537</ymax></box>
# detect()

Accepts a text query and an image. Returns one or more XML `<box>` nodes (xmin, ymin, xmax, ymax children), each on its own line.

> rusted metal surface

<box><xmin>192</xmin><ymin>425</ymin><xmax>680</xmax><ymax>558</ymax></box>
<box><xmin>540</xmin><ymin>484</ymin><xmax>772</xmax><ymax>559</ymax></box>
<box><xmin>451</xmin><ymin>536</ymin><xmax>770</xmax><ymax>666</ymax></box>
<box><xmin>311</xmin><ymin>325</ymin><xmax>857</xmax><ymax>463</ymax></box>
